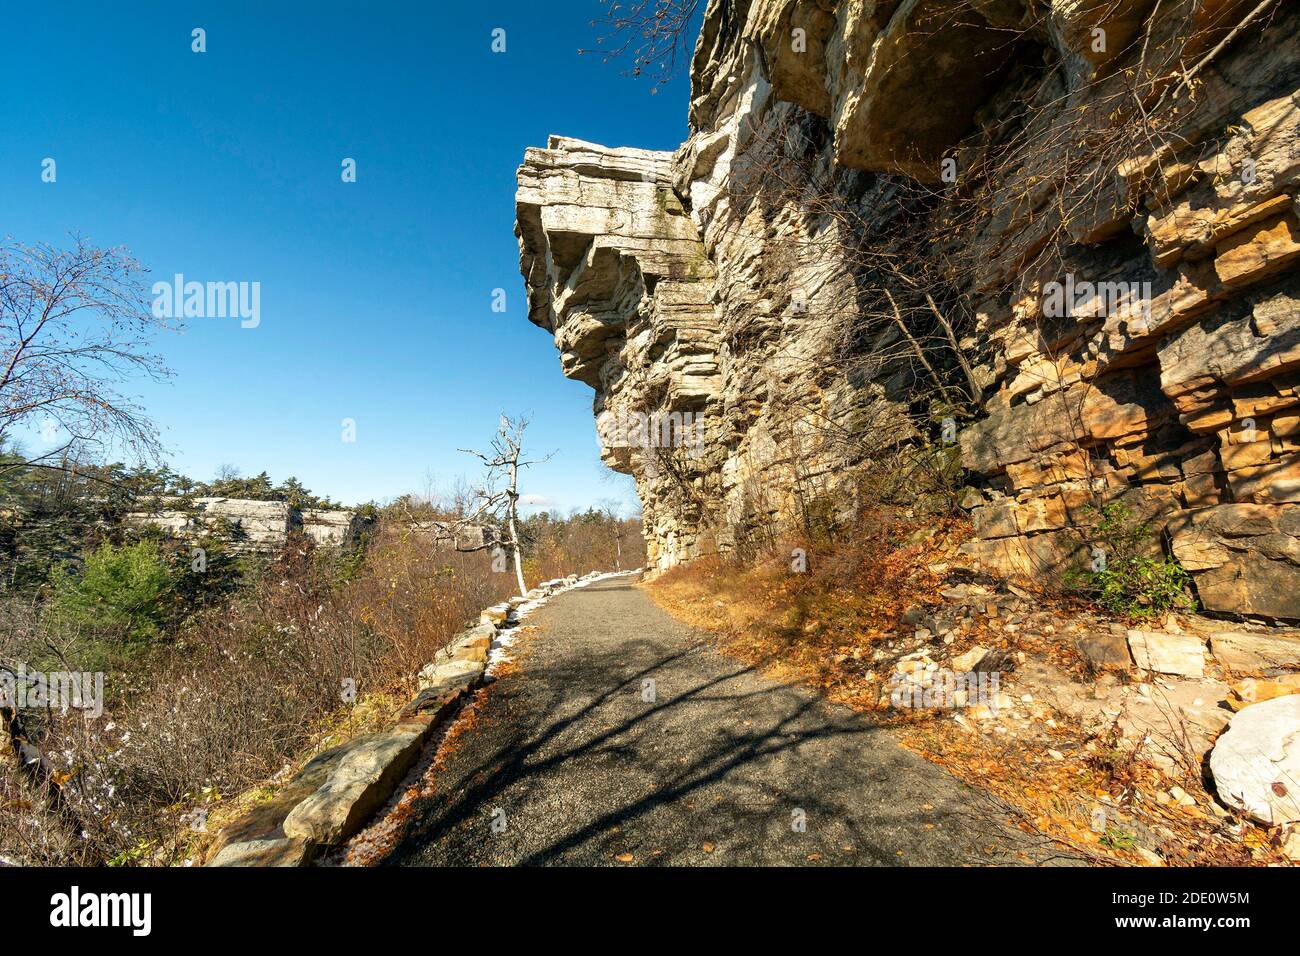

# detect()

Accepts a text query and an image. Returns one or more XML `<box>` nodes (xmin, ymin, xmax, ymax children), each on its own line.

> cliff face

<box><xmin>125</xmin><ymin>499</ymin><xmax>362</xmax><ymax>552</ymax></box>
<box><xmin>517</xmin><ymin>0</ymin><xmax>1300</xmax><ymax>619</ymax></box>
<box><xmin>125</xmin><ymin>500</ymin><xmax>494</xmax><ymax>554</ymax></box>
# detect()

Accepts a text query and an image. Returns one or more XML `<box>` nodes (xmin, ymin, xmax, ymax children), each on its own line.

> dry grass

<box><xmin>0</xmin><ymin>519</ymin><xmax>518</xmax><ymax>866</ymax></box>
<box><xmin>646</xmin><ymin>518</ymin><xmax>1291</xmax><ymax>866</ymax></box>
<box><xmin>647</xmin><ymin>514</ymin><xmax>965</xmax><ymax>712</ymax></box>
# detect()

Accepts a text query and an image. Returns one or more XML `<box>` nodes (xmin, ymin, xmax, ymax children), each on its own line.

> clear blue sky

<box><xmin>2</xmin><ymin>1</ymin><xmax>697</xmax><ymax>511</ymax></box>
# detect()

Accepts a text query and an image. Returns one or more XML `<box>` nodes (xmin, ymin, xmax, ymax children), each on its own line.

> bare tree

<box><xmin>453</xmin><ymin>415</ymin><xmax>552</xmax><ymax>598</ymax></box>
<box><xmin>0</xmin><ymin>235</ymin><xmax>174</xmax><ymax>477</ymax></box>
<box><xmin>579</xmin><ymin>0</ymin><xmax>705</xmax><ymax>89</ymax></box>
<box><xmin>596</xmin><ymin>497</ymin><xmax>630</xmax><ymax>569</ymax></box>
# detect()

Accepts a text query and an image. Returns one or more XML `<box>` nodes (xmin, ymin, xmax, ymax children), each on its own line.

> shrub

<box><xmin>49</xmin><ymin>540</ymin><xmax>179</xmax><ymax>645</ymax></box>
<box><xmin>1065</xmin><ymin>502</ymin><xmax>1194</xmax><ymax>619</ymax></box>
<box><xmin>2</xmin><ymin>508</ymin><xmax>642</xmax><ymax>865</ymax></box>
<box><xmin>346</xmin><ymin>523</ymin><xmax>513</xmax><ymax>679</ymax></box>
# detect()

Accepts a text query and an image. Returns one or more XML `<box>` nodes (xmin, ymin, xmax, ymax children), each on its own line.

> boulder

<box><xmin>207</xmin><ymin>838</ymin><xmax>315</xmax><ymax>867</ymax></box>
<box><xmin>480</xmin><ymin>604</ymin><xmax>511</xmax><ymax>626</ymax></box>
<box><xmin>417</xmin><ymin>659</ymin><xmax>484</xmax><ymax>695</ymax></box>
<box><xmin>1209</xmin><ymin>695</ymin><xmax>1300</xmax><ymax>825</ymax></box>
<box><xmin>1166</xmin><ymin>504</ymin><xmax>1300</xmax><ymax>619</ymax></box>
<box><xmin>1076</xmin><ymin>631</ymin><xmax>1134</xmax><ymax>671</ymax></box>
<box><xmin>441</xmin><ymin>641</ymin><xmax>489</xmax><ymax>665</ymax></box>
<box><xmin>398</xmin><ymin>688</ymin><xmax>462</xmax><ymax>720</ymax></box>
<box><xmin>1193</xmin><ymin>556</ymin><xmax>1300</xmax><ymax>621</ymax></box>
<box><xmin>1210</xmin><ymin>630</ymin><xmax>1300</xmax><ymax>672</ymax></box>
<box><xmin>283</xmin><ymin>727</ymin><xmax>430</xmax><ymax>845</ymax></box>
<box><xmin>202</xmin><ymin>743</ymin><xmax>349</xmax><ymax>863</ymax></box>
<box><xmin>1127</xmin><ymin>630</ymin><xmax>1207</xmax><ymax>677</ymax></box>
<box><xmin>432</xmin><ymin>623</ymin><xmax>497</xmax><ymax>666</ymax></box>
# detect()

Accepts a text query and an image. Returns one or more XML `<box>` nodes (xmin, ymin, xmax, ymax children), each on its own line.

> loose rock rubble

<box><xmin>882</xmin><ymin>564</ymin><xmax>1300</xmax><ymax>863</ymax></box>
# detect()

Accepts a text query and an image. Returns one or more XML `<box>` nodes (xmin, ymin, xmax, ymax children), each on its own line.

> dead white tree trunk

<box><xmin>452</xmin><ymin>415</ymin><xmax>551</xmax><ymax>600</ymax></box>
<box><xmin>505</xmin><ymin>458</ymin><xmax>527</xmax><ymax>598</ymax></box>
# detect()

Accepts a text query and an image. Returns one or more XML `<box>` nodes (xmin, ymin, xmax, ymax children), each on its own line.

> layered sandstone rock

<box><xmin>516</xmin><ymin>136</ymin><xmax>724</xmax><ymax>568</ymax></box>
<box><xmin>301</xmin><ymin>508</ymin><xmax>362</xmax><ymax>547</ymax></box>
<box><xmin>517</xmin><ymin>0</ymin><xmax>1300</xmax><ymax>617</ymax></box>
<box><xmin>126</xmin><ymin>498</ymin><xmax>359</xmax><ymax>553</ymax></box>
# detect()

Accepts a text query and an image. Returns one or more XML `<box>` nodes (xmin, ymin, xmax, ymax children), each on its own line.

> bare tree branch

<box><xmin>0</xmin><ymin>235</ymin><xmax>175</xmax><ymax>472</ymax></box>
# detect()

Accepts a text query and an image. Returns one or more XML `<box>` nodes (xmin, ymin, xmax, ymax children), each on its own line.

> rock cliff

<box><xmin>125</xmin><ymin>501</ymin><xmax>493</xmax><ymax>556</ymax></box>
<box><xmin>517</xmin><ymin>0</ymin><xmax>1300</xmax><ymax>619</ymax></box>
<box><xmin>126</xmin><ymin>498</ymin><xmax>361</xmax><ymax>553</ymax></box>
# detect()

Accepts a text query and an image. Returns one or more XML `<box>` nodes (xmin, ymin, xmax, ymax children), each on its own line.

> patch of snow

<box><xmin>486</xmin><ymin>570</ymin><xmax>639</xmax><ymax>673</ymax></box>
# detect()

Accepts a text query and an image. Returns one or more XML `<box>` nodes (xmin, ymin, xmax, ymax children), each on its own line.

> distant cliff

<box><xmin>124</xmin><ymin>499</ymin><xmax>496</xmax><ymax>555</ymax></box>
<box><xmin>516</xmin><ymin>0</ymin><xmax>1300</xmax><ymax>619</ymax></box>
<box><xmin>125</xmin><ymin>498</ymin><xmax>363</xmax><ymax>552</ymax></box>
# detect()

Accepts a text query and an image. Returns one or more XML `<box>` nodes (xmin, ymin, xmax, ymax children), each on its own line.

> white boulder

<box><xmin>1209</xmin><ymin>695</ymin><xmax>1300</xmax><ymax>825</ymax></box>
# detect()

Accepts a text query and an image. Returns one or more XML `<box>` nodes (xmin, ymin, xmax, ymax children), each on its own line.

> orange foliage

<box><xmin>648</xmin><ymin>514</ymin><xmax>966</xmax><ymax>712</ymax></box>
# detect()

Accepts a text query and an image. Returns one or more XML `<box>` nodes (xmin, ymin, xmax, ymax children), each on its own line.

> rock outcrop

<box><xmin>406</xmin><ymin>520</ymin><xmax>496</xmax><ymax>552</ymax></box>
<box><xmin>516</xmin><ymin>0</ymin><xmax>1300</xmax><ymax>618</ymax></box>
<box><xmin>126</xmin><ymin>498</ymin><xmax>361</xmax><ymax>553</ymax></box>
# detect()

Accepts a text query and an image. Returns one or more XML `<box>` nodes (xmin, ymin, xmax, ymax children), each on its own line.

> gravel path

<box><xmin>383</xmin><ymin>575</ymin><xmax>1068</xmax><ymax>866</ymax></box>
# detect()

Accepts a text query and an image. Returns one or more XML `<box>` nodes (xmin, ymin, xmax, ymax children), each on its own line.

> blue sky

<box><xmin>2</xmin><ymin>1</ymin><xmax>697</xmax><ymax>511</ymax></box>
